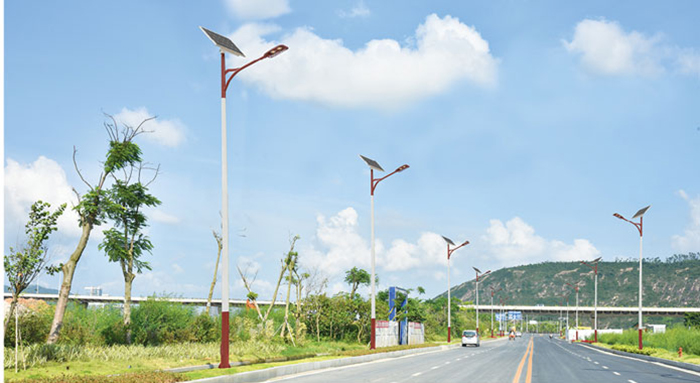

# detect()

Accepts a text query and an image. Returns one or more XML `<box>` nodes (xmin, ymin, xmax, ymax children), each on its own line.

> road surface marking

<box><xmin>613</xmin><ymin>372</ymin><xmax>621</xmax><ymax>376</ymax></box>
<box><xmin>512</xmin><ymin>337</ymin><xmax>534</xmax><ymax>383</ymax></box>
<box><xmin>444</xmin><ymin>361</ymin><xmax>450</xmax><ymax>365</ymax></box>
<box><xmin>594</xmin><ymin>362</ymin><xmax>599</xmax><ymax>364</ymax></box>
<box><xmin>628</xmin><ymin>380</ymin><xmax>637</xmax><ymax>383</ymax></box>
<box><xmin>431</xmin><ymin>366</ymin><xmax>440</xmax><ymax>370</ymax></box>
<box><xmin>603</xmin><ymin>366</ymin><xmax>609</xmax><ymax>369</ymax></box>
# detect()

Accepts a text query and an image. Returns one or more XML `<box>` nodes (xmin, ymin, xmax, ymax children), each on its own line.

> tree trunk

<box><xmin>207</xmin><ymin>231</ymin><xmax>222</xmax><ymax>316</ymax></box>
<box><xmin>47</xmin><ymin>222</ymin><xmax>92</xmax><ymax>344</ymax></box>
<box><xmin>316</xmin><ymin>310</ymin><xmax>321</xmax><ymax>342</ymax></box>
<box><xmin>4</xmin><ymin>296</ymin><xmax>17</xmax><ymax>331</ymax></box>
<box><xmin>281</xmin><ymin>267</ymin><xmax>293</xmax><ymax>343</ymax></box>
<box><xmin>124</xmin><ymin>272</ymin><xmax>134</xmax><ymax>344</ymax></box>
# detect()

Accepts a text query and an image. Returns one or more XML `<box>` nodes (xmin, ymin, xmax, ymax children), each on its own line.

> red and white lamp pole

<box><xmin>200</xmin><ymin>26</ymin><xmax>288</xmax><ymax>368</ymax></box>
<box><xmin>360</xmin><ymin>155</ymin><xmax>409</xmax><ymax>350</ymax></box>
<box><xmin>473</xmin><ymin>267</ymin><xmax>491</xmax><ymax>337</ymax></box>
<box><xmin>580</xmin><ymin>257</ymin><xmax>602</xmax><ymax>342</ymax></box>
<box><xmin>489</xmin><ymin>287</ymin><xmax>502</xmax><ymax>338</ymax></box>
<box><xmin>442</xmin><ymin>236</ymin><xmax>469</xmax><ymax>343</ymax></box>
<box><xmin>614</xmin><ymin>205</ymin><xmax>650</xmax><ymax>350</ymax></box>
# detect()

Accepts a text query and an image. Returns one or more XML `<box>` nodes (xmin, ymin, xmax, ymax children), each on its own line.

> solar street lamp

<box><xmin>473</xmin><ymin>267</ymin><xmax>491</xmax><ymax>337</ymax></box>
<box><xmin>489</xmin><ymin>287</ymin><xmax>502</xmax><ymax>338</ymax></box>
<box><xmin>580</xmin><ymin>257</ymin><xmax>602</xmax><ymax>342</ymax></box>
<box><xmin>200</xmin><ymin>26</ymin><xmax>288</xmax><ymax>368</ymax></box>
<box><xmin>443</xmin><ymin>236</ymin><xmax>469</xmax><ymax>343</ymax></box>
<box><xmin>360</xmin><ymin>155</ymin><xmax>409</xmax><ymax>350</ymax></box>
<box><xmin>614</xmin><ymin>205</ymin><xmax>650</xmax><ymax>350</ymax></box>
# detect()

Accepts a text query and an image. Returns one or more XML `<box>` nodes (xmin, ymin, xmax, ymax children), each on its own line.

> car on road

<box><xmin>516</xmin><ymin>331</ymin><xmax>522</xmax><ymax>337</ymax></box>
<box><xmin>462</xmin><ymin>330</ymin><xmax>480</xmax><ymax>347</ymax></box>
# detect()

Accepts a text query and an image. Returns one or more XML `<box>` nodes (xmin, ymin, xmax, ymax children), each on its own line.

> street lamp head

<box><xmin>632</xmin><ymin>205</ymin><xmax>651</xmax><ymax>219</ymax></box>
<box><xmin>264</xmin><ymin>44</ymin><xmax>288</xmax><ymax>59</ymax></box>
<box><xmin>394</xmin><ymin>164</ymin><xmax>410</xmax><ymax>173</ymax></box>
<box><xmin>200</xmin><ymin>26</ymin><xmax>245</xmax><ymax>57</ymax></box>
<box><xmin>460</xmin><ymin>240</ymin><xmax>470</xmax><ymax>247</ymax></box>
<box><xmin>473</xmin><ymin>266</ymin><xmax>482</xmax><ymax>274</ymax></box>
<box><xmin>613</xmin><ymin>213</ymin><xmax>625</xmax><ymax>220</ymax></box>
<box><xmin>359</xmin><ymin>155</ymin><xmax>384</xmax><ymax>172</ymax></box>
<box><xmin>592</xmin><ymin>257</ymin><xmax>602</xmax><ymax>263</ymax></box>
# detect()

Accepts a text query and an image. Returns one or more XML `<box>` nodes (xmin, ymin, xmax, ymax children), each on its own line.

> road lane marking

<box><xmin>431</xmin><ymin>366</ymin><xmax>440</xmax><ymax>370</ymax></box>
<box><xmin>603</xmin><ymin>366</ymin><xmax>609</xmax><ymax>369</ymax></box>
<box><xmin>412</xmin><ymin>372</ymin><xmax>422</xmax><ymax>377</ymax></box>
<box><xmin>594</xmin><ymin>362</ymin><xmax>599</xmax><ymax>364</ymax></box>
<box><xmin>578</xmin><ymin>343</ymin><xmax>700</xmax><ymax>377</ymax></box>
<box><xmin>526</xmin><ymin>337</ymin><xmax>534</xmax><ymax>383</ymax></box>
<box><xmin>628</xmin><ymin>380</ymin><xmax>637</xmax><ymax>383</ymax></box>
<box><xmin>512</xmin><ymin>337</ymin><xmax>534</xmax><ymax>383</ymax></box>
<box><xmin>613</xmin><ymin>372</ymin><xmax>621</xmax><ymax>376</ymax></box>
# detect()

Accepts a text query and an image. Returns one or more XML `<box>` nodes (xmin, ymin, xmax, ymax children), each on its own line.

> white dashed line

<box><xmin>431</xmin><ymin>366</ymin><xmax>440</xmax><ymax>370</ymax></box>
<box><xmin>628</xmin><ymin>380</ymin><xmax>637</xmax><ymax>383</ymax></box>
<box><xmin>412</xmin><ymin>372</ymin><xmax>422</xmax><ymax>377</ymax></box>
<box><xmin>613</xmin><ymin>372</ymin><xmax>621</xmax><ymax>376</ymax></box>
<box><xmin>444</xmin><ymin>361</ymin><xmax>450</xmax><ymax>365</ymax></box>
<box><xmin>594</xmin><ymin>362</ymin><xmax>599</xmax><ymax>365</ymax></box>
<box><xmin>603</xmin><ymin>366</ymin><xmax>609</xmax><ymax>369</ymax></box>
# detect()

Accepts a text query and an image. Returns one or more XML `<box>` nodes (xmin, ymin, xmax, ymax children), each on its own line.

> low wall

<box><xmin>408</xmin><ymin>322</ymin><xmax>424</xmax><ymax>345</ymax></box>
<box><xmin>566</xmin><ymin>328</ymin><xmax>623</xmax><ymax>341</ymax></box>
<box><xmin>375</xmin><ymin>320</ymin><xmax>399</xmax><ymax>348</ymax></box>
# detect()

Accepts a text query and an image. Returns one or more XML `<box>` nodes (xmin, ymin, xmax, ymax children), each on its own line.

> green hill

<box><xmin>442</xmin><ymin>254</ymin><xmax>700</xmax><ymax>308</ymax></box>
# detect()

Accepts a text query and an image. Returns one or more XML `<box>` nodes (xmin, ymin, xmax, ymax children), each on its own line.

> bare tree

<box><xmin>207</xmin><ymin>230</ymin><xmax>222</xmax><ymax>316</ymax></box>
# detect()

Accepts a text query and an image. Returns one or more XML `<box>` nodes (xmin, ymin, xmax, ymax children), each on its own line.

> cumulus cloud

<box><xmin>114</xmin><ymin>107</ymin><xmax>186</xmax><ymax>148</ymax></box>
<box><xmin>563</xmin><ymin>19</ymin><xmax>663</xmax><ymax>76</ymax></box>
<box><xmin>225</xmin><ymin>0</ymin><xmax>291</xmax><ymax>20</ymax></box>
<box><xmin>482</xmin><ymin>217</ymin><xmax>600</xmax><ymax>266</ymax></box>
<box><xmin>4</xmin><ymin>157</ymin><xmax>82</xmax><ymax>238</ymax></box>
<box><xmin>228</xmin><ymin>14</ymin><xmax>498</xmax><ymax>109</ymax></box>
<box><xmin>338</xmin><ymin>1</ymin><xmax>370</xmax><ymax>18</ymax></box>
<box><xmin>672</xmin><ymin>190</ymin><xmax>700</xmax><ymax>252</ymax></box>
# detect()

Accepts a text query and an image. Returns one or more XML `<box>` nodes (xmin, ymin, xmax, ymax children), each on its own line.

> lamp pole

<box><xmin>473</xmin><ymin>267</ymin><xmax>490</xmax><ymax>337</ymax></box>
<box><xmin>200</xmin><ymin>26</ymin><xmax>288</xmax><ymax>369</ymax></box>
<box><xmin>360</xmin><ymin>155</ymin><xmax>409</xmax><ymax>350</ymax></box>
<box><xmin>580</xmin><ymin>257</ymin><xmax>602</xmax><ymax>342</ymax></box>
<box><xmin>442</xmin><ymin>236</ymin><xmax>469</xmax><ymax>343</ymax></box>
<box><xmin>566</xmin><ymin>282</ymin><xmax>580</xmax><ymax>341</ymax></box>
<box><xmin>489</xmin><ymin>287</ymin><xmax>501</xmax><ymax>338</ymax></box>
<box><xmin>614</xmin><ymin>205</ymin><xmax>650</xmax><ymax>350</ymax></box>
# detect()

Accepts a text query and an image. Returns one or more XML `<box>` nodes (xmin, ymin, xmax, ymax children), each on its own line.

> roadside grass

<box><xmin>597</xmin><ymin>327</ymin><xmax>700</xmax><ymax>357</ymax></box>
<box><xmin>4</xmin><ymin>340</ymin><xmax>458</xmax><ymax>382</ymax></box>
<box><xmin>593</xmin><ymin>339</ymin><xmax>700</xmax><ymax>365</ymax></box>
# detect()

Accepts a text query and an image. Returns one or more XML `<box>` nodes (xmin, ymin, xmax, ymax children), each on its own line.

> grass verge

<box><xmin>591</xmin><ymin>342</ymin><xmax>700</xmax><ymax>365</ymax></box>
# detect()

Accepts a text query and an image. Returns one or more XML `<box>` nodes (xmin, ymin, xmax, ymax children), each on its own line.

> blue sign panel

<box><xmin>508</xmin><ymin>311</ymin><xmax>522</xmax><ymax>320</ymax></box>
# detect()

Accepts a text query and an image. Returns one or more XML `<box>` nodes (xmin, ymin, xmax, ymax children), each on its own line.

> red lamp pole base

<box><xmin>638</xmin><ymin>329</ymin><xmax>643</xmax><ymax>350</ymax></box>
<box><xmin>594</xmin><ymin>329</ymin><xmax>598</xmax><ymax>343</ymax></box>
<box><xmin>448</xmin><ymin>326</ymin><xmax>451</xmax><ymax>343</ymax></box>
<box><xmin>219</xmin><ymin>311</ymin><xmax>230</xmax><ymax>369</ymax></box>
<box><xmin>370</xmin><ymin>318</ymin><xmax>376</xmax><ymax>350</ymax></box>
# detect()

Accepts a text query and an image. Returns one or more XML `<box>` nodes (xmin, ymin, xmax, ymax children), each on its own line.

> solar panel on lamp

<box><xmin>442</xmin><ymin>236</ymin><xmax>455</xmax><ymax>246</ymax></box>
<box><xmin>359</xmin><ymin>155</ymin><xmax>384</xmax><ymax>172</ymax></box>
<box><xmin>200</xmin><ymin>26</ymin><xmax>245</xmax><ymax>57</ymax></box>
<box><xmin>632</xmin><ymin>205</ymin><xmax>651</xmax><ymax>219</ymax></box>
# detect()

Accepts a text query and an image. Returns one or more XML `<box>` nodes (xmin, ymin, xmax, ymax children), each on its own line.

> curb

<box><xmin>185</xmin><ymin>343</ymin><xmax>463</xmax><ymax>383</ymax></box>
<box><xmin>579</xmin><ymin>343</ymin><xmax>700</xmax><ymax>374</ymax></box>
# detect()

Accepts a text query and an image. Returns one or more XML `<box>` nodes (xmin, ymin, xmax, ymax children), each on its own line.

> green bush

<box><xmin>7</xmin><ymin>371</ymin><xmax>185</xmax><ymax>383</ymax></box>
<box><xmin>4</xmin><ymin>305</ymin><xmax>53</xmax><ymax>347</ymax></box>
<box><xmin>599</xmin><ymin>327</ymin><xmax>700</xmax><ymax>356</ymax></box>
<box><xmin>130</xmin><ymin>298</ymin><xmax>198</xmax><ymax>346</ymax></box>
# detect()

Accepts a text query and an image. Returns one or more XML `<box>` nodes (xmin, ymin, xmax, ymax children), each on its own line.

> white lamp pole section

<box><xmin>442</xmin><ymin>236</ymin><xmax>469</xmax><ymax>343</ymax></box>
<box><xmin>473</xmin><ymin>267</ymin><xmax>490</xmax><ymax>337</ymax></box>
<box><xmin>360</xmin><ymin>155</ymin><xmax>409</xmax><ymax>350</ymax></box>
<box><xmin>200</xmin><ymin>27</ymin><xmax>288</xmax><ymax>368</ymax></box>
<box><xmin>614</xmin><ymin>205</ymin><xmax>650</xmax><ymax>350</ymax></box>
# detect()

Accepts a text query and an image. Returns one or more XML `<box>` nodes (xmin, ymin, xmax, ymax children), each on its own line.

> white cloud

<box><xmin>114</xmin><ymin>107</ymin><xmax>186</xmax><ymax>148</ymax></box>
<box><xmin>225</xmin><ymin>0</ymin><xmax>290</xmax><ymax>20</ymax></box>
<box><xmin>4</xmin><ymin>157</ymin><xmax>82</xmax><ymax>238</ymax></box>
<box><xmin>672</xmin><ymin>190</ymin><xmax>700</xmax><ymax>252</ymax></box>
<box><xmin>677</xmin><ymin>50</ymin><xmax>700</xmax><ymax>77</ymax></box>
<box><xmin>149</xmin><ymin>209</ymin><xmax>180</xmax><ymax>224</ymax></box>
<box><xmin>228</xmin><ymin>14</ymin><xmax>498</xmax><ymax>109</ymax></box>
<box><xmin>171</xmin><ymin>263</ymin><xmax>184</xmax><ymax>274</ymax></box>
<box><xmin>482</xmin><ymin>217</ymin><xmax>600</xmax><ymax>265</ymax></box>
<box><xmin>338</xmin><ymin>1</ymin><xmax>370</xmax><ymax>18</ymax></box>
<box><xmin>563</xmin><ymin>18</ymin><xmax>663</xmax><ymax>76</ymax></box>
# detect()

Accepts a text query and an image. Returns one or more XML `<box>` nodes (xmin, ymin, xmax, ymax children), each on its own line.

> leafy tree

<box><xmin>99</xmin><ymin>163</ymin><xmax>161</xmax><ymax>344</ymax></box>
<box><xmin>4</xmin><ymin>201</ymin><xmax>65</xmax><ymax>329</ymax></box>
<box><xmin>344</xmin><ymin>267</ymin><xmax>371</xmax><ymax>298</ymax></box>
<box><xmin>685</xmin><ymin>312</ymin><xmax>700</xmax><ymax>327</ymax></box>
<box><xmin>47</xmin><ymin>114</ymin><xmax>151</xmax><ymax>344</ymax></box>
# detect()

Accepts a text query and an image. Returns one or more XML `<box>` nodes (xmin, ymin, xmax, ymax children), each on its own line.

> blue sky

<box><xmin>3</xmin><ymin>0</ymin><xmax>700</xmax><ymax>301</ymax></box>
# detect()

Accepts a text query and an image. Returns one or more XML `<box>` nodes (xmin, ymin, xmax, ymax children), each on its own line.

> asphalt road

<box><xmin>265</xmin><ymin>334</ymin><xmax>700</xmax><ymax>383</ymax></box>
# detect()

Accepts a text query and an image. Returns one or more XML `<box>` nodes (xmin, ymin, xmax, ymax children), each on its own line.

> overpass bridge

<box><xmin>3</xmin><ymin>292</ymin><xmax>284</xmax><ymax>311</ymax></box>
<box><xmin>460</xmin><ymin>304</ymin><xmax>700</xmax><ymax>317</ymax></box>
